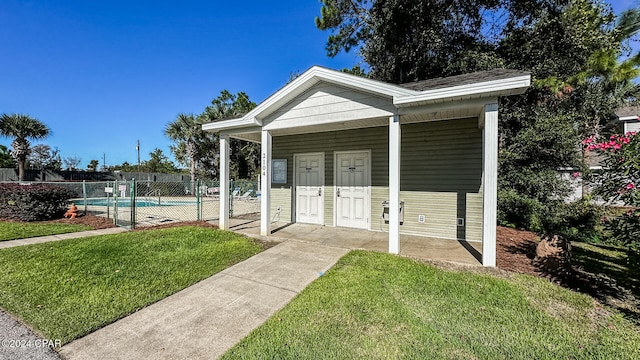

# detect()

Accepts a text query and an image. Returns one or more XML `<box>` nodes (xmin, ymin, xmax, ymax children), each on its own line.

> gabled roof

<box><xmin>202</xmin><ymin>66</ymin><xmax>531</xmax><ymax>133</ymax></box>
<box><xmin>398</xmin><ymin>69</ymin><xmax>530</xmax><ymax>91</ymax></box>
<box><xmin>616</xmin><ymin>106</ymin><xmax>640</xmax><ymax>121</ymax></box>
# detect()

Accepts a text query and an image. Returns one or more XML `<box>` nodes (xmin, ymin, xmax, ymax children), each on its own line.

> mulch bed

<box><xmin>45</xmin><ymin>214</ymin><xmax>118</xmax><ymax>229</ymax></box>
<box><xmin>496</xmin><ymin>226</ymin><xmax>540</xmax><ymax>276</ymax></box>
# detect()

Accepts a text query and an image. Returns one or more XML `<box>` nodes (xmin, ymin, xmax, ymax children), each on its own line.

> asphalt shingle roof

<box><xmin>398</xmin><ymin>69</ymin><xmax>531</xmax><ymax>91</ymax></box>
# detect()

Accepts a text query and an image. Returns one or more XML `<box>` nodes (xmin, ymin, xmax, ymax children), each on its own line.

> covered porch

<box><xmin>203</xmin><ymin>66</ymin><xmax>530</xmax><ymax>266</ymax></box>
<box><xmin>211</xmin><ymin>217</ymin><xmax>482</xmax><ymax>265</ymax></box>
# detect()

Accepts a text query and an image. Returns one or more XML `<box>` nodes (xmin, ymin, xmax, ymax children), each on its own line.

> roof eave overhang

<box><xmin>393</xmin><ymin>75</ymin><xmax>531</xmax><ymax>107</ymax></box>
<box><xmin>618</xmin><ymin>115</ymin><xmax>639</xmax><ymax>122</ymax></box>
<box><xmin>201</xmin><ymin>117</ymin><xmax>260</xmax><ymax>132</ymax></box>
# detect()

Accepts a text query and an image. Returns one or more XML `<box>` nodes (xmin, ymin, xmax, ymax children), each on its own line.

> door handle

<box><xmin>336</xmin><ymin>188</ymin><xmax>340</xmax><ymax>197</ymax></box>
<box><xmin>318</xmin><ymin>188</ymin><xmax>322</xmax><ymax>196</ymax></box>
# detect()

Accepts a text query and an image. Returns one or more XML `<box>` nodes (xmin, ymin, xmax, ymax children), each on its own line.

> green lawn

<box><xmin>223</xmin><ymin>251</ymin><xmax>640</xmax><ymax>360</ymax></box>
<box><xmin>0</xmin><ymin>221</ymin><xmax>93</xmax><ymax>241</ymax></box>
<box><xmin>572</xmin><ymin>241</ymin><xmax>640</xmax><ymax>323</ymax></box>
<box><xmin>0</xmin><ymin>226</ymin><xmax>263</xmax><ymax>344</ymax></box>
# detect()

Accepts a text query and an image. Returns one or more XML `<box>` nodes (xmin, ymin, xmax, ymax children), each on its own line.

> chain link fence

<box><xmin>7</xmin><ymin>179</ymin><xmax>260</xmax><ymax>229</ymax></box>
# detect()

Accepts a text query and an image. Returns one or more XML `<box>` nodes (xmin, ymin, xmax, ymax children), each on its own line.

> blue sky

<box><xmin>0</xmin><ymin>0</ymin><xmax>357</xmax><ymax>169</ymax></box>
<box><xmin>0</xmin><ymin>1</ymin><xmax>637</xmax><ymax>170</ymax></box>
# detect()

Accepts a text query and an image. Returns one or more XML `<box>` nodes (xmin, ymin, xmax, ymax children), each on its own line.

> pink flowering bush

<box><xmin>584</xmin><ymin>131</ymin><xmax>639</xmax><ymax>206</ymax></box>
<box><xmin>585</xmin><ymin>131</ymin><xmax>640</xmax><ymax>264</ymax></box>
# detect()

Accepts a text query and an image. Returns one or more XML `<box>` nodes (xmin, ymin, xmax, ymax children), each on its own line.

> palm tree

<box><xmin>0</xmin><ymin>113</ymin><xmax>51</xmax><ymax>181</ymax></box>
<box><xmin>164</xmin><ymin>113</ymin><xmax>200</xmax><ymax>185</ymax></box>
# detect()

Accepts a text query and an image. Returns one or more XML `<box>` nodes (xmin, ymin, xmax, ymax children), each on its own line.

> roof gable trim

<box><xmin>393</xmin><ymin>75</ymin><xmax>531</xmax><ymax>106</ymax></box>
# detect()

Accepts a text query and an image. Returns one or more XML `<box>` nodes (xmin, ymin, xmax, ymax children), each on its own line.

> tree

<box><xmin>109</xmin><ymin>161</ymin><xmax>137</xmax><ymax>172</ymax></box>
<box><xmin>166</xmin><ymin>91</ymin><xmax>259</xmax><ymax>181</ymax></box>
<box><xmin>201</xmin><ymin>90</ymin><xmax>258</xmax><ymax>180</ymax></box>
<box><xmin>63</xmin><ymin>156</ymin><xmax>81</xmax><ymax>170</ymax></box>
<box><xmin>0</xmin><ymin>113</ymin><xmax>51</xmax><ymax>181</ymax></box>
<box><xmin>143</xmin><ymin>148</ymin><xmax>178</xmax><ymax>173</ymax></box>
<box><xmin>165</xmin><ymin>113</ymin><xmax>201</xmax><ymax>183</ymax></box>
<box><xmin>27</xmin><ymin>144</ymin><xmax>62</xmax><ymax>170</ymax></box>
<box><xmin>316</xmin><ymin>0</ymin><xmax>504</xmax><ymax>82</ymax></box>
<box><xmin>0</xmin><ymin>145</ymin><xmax>15</xmax><ymax>168</ymax></box>
<box><xmin>87</xmin><ymin>159</ymin><xmax>99</xmax><ymax>172</ymax></box>
<box><xmin>315</xmin><ymin>0</ymin><xmax>636</xmax><ymax>234</ymax></box>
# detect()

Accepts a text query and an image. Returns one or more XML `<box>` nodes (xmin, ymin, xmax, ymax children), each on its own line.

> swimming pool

<box><xmin>74</xmin><ymin>198</ymin><xmax>197</xmax><ymax>208</ymax></box>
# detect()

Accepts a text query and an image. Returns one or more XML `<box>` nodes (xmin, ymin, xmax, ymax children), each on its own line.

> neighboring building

<box><xmin>616</xmin><ymin>106</ymin><xmax>640</xmax><ymax>134</ymax></box>
<box><xmin>203</xmin><ymin>66</ymin><xmax>530</xmax><ymax>266</ymax></box>
<box><xmin>563</xmin><ymin>106</ymin><xmax>639</xmax><ymax>203</ymax></box>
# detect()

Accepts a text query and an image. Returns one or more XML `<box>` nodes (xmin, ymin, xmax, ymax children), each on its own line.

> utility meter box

<box><xmin>382</xmin><ymin>200</ymin><xmax>404</xmax><ymax>224</ymax></box>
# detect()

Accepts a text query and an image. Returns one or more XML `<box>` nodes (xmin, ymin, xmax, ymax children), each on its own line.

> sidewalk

<box><xmin>59</xmin><ymin>240</ymin><xmax>349</xmax><ymax>359</ymax></box>
<box><xmin>0</xmin><ymin>227</ymin><xmax>127</xmax><ymax>249</ymax></box>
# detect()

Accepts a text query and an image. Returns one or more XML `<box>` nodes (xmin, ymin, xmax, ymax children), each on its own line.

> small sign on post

<box><xmin>105</xmin><ymin>187</ymin><xmax>114</xmax><ymax>193</ymax></box>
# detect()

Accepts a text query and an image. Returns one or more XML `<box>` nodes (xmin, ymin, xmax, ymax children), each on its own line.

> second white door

<box><xmin>335</xmin><ymin>151</ymin><xmax>370</xmax><ymax>229</ymax></box>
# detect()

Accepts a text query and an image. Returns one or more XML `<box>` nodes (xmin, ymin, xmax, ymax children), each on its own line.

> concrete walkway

<box><xmin>59</xmin><ymin>240</ymin><xmax>348</xmax><ymax>360</ymax></box>
<box><xmin>0</xmin><ymin>227</ymin><xmax>127</xmax><ymax>249</ymax></box>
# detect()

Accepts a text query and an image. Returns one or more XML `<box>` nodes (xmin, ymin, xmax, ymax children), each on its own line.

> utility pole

<box><xmin>136</xmin><ymin>140</ymin><xmax>141</xmax><ymax>175</ymax></box>
<box><xmin>103</xmin><ymin>152</ymin><xmax>106</xmax><ymax>172</ymax></box>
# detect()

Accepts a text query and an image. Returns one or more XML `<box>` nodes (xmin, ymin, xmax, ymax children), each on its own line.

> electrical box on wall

<box><xmin>457</xmin><ymin>218</ymin><xmax>465</xmax><ymax>227</ymax></box>
<box><xmin>418</xmin><ymin>215</ymin><xmax>425</xmax><ymax>223</ymax></box>
<box><xmin>382</xmin><ymin>201</ymin><xmax>404</xmax><ymax>224</ymax></box>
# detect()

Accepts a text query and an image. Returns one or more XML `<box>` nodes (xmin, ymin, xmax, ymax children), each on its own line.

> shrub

<box><xmin>498</xmin><ymin>189</ymin><xmax>604</xmax><ymax>243</ymax></box>
<box><xmin>0</xmin><ymin>183</ymin><xmax>77</xmax><ymax>221</ymax></box>
<box><xmin>497</xmin><ymin>189</ymin><xmax>546</xmax><ymax>232</ymax></box>
<box><xmin>547</xmin><ymin>201</ymin><xmax>604</xmax><ymax>243</ymax></box>
<box><xmin>602</xmin><ymin>208</ymin><xmax>640</xmax><ymax>267</ymax></box>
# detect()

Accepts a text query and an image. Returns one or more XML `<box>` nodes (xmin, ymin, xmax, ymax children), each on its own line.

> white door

<box><xmin>335</xmin><ymin>151</ymin><xmax>370</xmax><ymax>229</ymax></box>
<box><xmin>295</xmin><ymin>153</ymin><xmax>324</xmax><ymax>224</ymax></box>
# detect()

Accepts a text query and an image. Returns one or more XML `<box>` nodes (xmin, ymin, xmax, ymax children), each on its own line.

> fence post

<box><xmin>113</xmin><ymin>179</ymin><xmax>118</xmax><ymax>226</ymax></box>
<box><xmin>229</xmin><ymin>179</ymin><xmax>234</xmax><ymax>218</ymax></box>
<box><xmin>196</xmin><ymin>179</ymin><xmax>201</xmax><ymax>221</ymax></box>
<box><xmin>82</xmin><ymin>180</ymin><xmax>88</xmax><ymax>215</ymax></box>
<box><xmin>106</xmin><ymin>181</ymin><xmax>110</xmax><ymax>219</ymax></box>
<box><xmin>130</xmin><ymin>178</ymin><xmax>136</xmax><ymax>229</ymax></box>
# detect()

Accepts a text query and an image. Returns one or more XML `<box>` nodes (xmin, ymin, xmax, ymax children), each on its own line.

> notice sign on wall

<box><xmin>272</xmin><ymin>159</ymin><xmax>287</xmax><ymax>184</ymax></box>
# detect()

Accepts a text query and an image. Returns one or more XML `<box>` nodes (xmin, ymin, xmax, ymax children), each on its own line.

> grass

<box><xmin>0</xmin><ymin>221</ymin><xmax>93</xmax><ymax>241</ymax></box>
<box><xmin>572</xmin><ymin>241</ymin><xmax>640</xmax><ymax>323</ymax></box>
<box><xmin>223</xmin><ymin>251</ymin><xmax>640</xmax><ymax>360</ymax></box>
<box><xmin>0</xmin><ymin>226</ymin><xmax>263</xmax><ymax>344</ymax></box>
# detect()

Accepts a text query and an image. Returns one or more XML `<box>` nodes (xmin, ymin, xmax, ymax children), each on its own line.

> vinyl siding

<box><xmin>263</xmin><ymin>83</ymin><xmax>395</xmax><ymax>130</ymax></box>
<box><xmin>269</xmin><ymin>118</ymin><xmax>483</xmax><ymax>242</ymax></box>
<box><xmin>625</xmin><ymin>121</ymin><xmax>640</xmax><ymax>133</ymax></box>
<box><xmin>271</xmin><ymin>187</ymin><xmax>292</xmax><ymax>223</ymax></box>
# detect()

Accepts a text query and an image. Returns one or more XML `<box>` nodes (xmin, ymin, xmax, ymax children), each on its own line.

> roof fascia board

<box><xmin>618</xmin><ymin>115</ymin><xmax>639</xmax><ymax>121</ymax></box>
<box><xmin>393</xmin><ymin>75</ymin><xmax>531</xmax><ymax>106</ymax></box>
<box><xmin>201</xmin><ymin>117</ymin><xmax>259</xmax><ymax>132</ymax></box>
<box><xmin>397</xmin><ymin>97</ymin><xmax>496</xmax><ymax>116</ymax></box>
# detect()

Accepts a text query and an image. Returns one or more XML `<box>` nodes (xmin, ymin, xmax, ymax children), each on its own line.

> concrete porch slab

<box><xmin>215</xmin><ymin>218</ymin><xmax>482</xmax><ymax>266</ymax></box>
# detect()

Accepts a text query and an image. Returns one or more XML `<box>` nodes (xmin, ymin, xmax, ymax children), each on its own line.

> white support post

<box><xmin>219</xmin><ymin>134</ymin><xmax>230</xmax><ymax>230</ymax></box>
<box><xmin>260</xmin><ymin>130</ymin><xmax>272</xmax><ymax>236</ymax></box>
<box><xmin>482</xmin><ymin>103</ymin><xmax>498</xmax><ymax>267</ymax></box>
<box><xmin>389</xmin><ymin>114</ymin><xmax>401</xmax><ymax>254</ymax></box>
